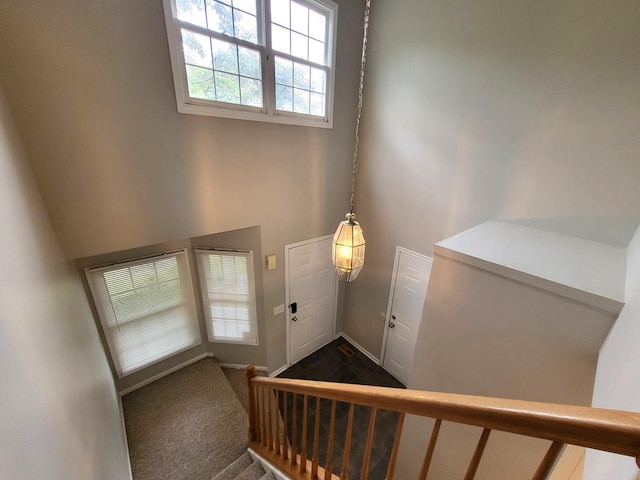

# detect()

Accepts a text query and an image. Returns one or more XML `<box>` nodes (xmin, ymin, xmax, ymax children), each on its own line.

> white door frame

<box><xmin>380</xmin><ymin>246</ymin><xmax>433</xmax><ymax>366</ymax></box>
<box><xmin>285</xmin><ymin>234</ymin><xmax>339</xmax><ymax>367</ymax></box>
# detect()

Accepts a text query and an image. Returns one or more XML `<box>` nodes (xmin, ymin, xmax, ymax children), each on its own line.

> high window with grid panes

<box><xmin>163</xmin><ymin>0</ymin><xmax>338</xmax><ymax>127</ymax></box>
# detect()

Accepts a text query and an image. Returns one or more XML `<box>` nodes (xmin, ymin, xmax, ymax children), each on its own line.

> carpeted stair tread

<box><xmin>234</xmin><ymin>461</ymin><xmax>266</xmax><ymax>480</ymax></box>
<box><xmin>211</xmin><ymin>452</ymin><xmax>254</xmax><ymax>480</ymax></box>
<box><xmin>260</xmin><ymin>471</ymin><xmax>277</xmax><ymax>480</ymax></box>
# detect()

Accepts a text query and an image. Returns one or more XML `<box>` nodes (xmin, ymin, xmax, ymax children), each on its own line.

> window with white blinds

<box><xmin>85</xmin><ymin>249</ymin><xmax>201</xmax><ymax>377</ymax></box>
<box><xmin>195</xmin><ymin>248</ymin><xmax>258</xmax><ymax>345</ymax></box>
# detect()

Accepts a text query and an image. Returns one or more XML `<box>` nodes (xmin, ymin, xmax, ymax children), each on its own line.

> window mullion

<box><xmin>178</xmin><ymin>21</ymin><xmax>264</xmax><ymax>52</ymax></box>
<box><xmin>263</xmin><ymin>0</ymin><xmax>276</xmax><ymax>115</ymax></box>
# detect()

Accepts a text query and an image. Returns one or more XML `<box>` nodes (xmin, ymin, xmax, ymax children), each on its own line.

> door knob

<box><xmin>389</xmin><ymin>322</ymin><xmax>395</xmax><ymax>328</ymax></box>
<box><xmin>292</xmin><ymin>316</ymin><xmax>298</xmax><ymax>322</ymax></box>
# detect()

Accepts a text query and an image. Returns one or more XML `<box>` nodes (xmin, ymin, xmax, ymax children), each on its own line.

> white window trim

<box><xmin>85</xmin><ymin>249</ymin><xmax>201</xmax><ymax>378</ymax></box>
<box><xmin>195</xmin><ymin>247</ymin><xmax>259</xmax><ymax>345</ymax></box>
<box><xmin>162</xmin><ymin>0</ymin><xmax>338</xmax><ymax>128</ymax></box>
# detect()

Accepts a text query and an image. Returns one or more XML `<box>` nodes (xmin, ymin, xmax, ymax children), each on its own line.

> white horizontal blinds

<box><xmin>86</xmin><ymin>249</ymin><xmax>201</xmax><ymax>377</ymax></box>
<box><xmin>195</xmin><ymin>248</ymin><xmax>258</xmax><ymax>344</ymax></box>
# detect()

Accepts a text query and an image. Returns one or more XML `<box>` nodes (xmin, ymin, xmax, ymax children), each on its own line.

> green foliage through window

<box><xmin>165</xmin><ymin>0</ymin><xmax>337</xmax><ymax>125</ymax></box>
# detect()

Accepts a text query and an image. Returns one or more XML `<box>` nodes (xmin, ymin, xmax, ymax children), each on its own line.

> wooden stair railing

<box><xmin>245</xmin><ymin>365</ymin><xmax>640</xmax><ymax>479</ymax></box>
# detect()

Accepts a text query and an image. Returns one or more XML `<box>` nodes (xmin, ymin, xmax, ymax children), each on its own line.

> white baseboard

<box><xmin>118</xmin><ymin>353</ymin><xmax>212</xmax><ymax>396</ymax></box>
<box><xmin>336</xmin><ymin>331</ymin><xmax>380</xmax><ymax>365</ymax></box>
<box><xmin>269</xmin><ymin>364</ymin><xmax>289</xmax><ymax>378</ymax></box>
<box><xmin>219</xmin><ymin>363</ymin><xmax>268</xmax><ymax>372</ymax></box>
<box><xmin>267</xmin><ymin>334</ymin><xmax>380</xmax><ymax>379</ymax></box>
<box><xmin>118</xmin><ymin>354</ymin><xmax>271</xmax><ymax>395</ymax></box>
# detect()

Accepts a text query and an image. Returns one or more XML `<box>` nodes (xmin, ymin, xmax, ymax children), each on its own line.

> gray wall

<box><xmin>0</xmin><ymin>92</ymin><xmax>131</xmax><ymax>478</ymax></box>
<box><xmin>192</xmin><ymin>226</ymin><xmax>267</xmax><ymax>367</ymax></box>
<box><xmin>343</xmin><ymin>0</ymin><xmax>640</xmax><ymax>358</ymax></box>
<box><xmin>345</xmin><ymin>1</ymin><xmax>640</xmax><ymax>474</ymax></box>
<box><xmin>0</xmin><ymin>0</ymin><xmax>366</xmax><ymax>374</ymax></box>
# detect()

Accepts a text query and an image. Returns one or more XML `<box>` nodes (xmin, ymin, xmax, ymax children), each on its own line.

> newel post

<box><xmin>245</xmin><ymin>364</ymin><xmax>258</xmax><ymax>442</ymax></box>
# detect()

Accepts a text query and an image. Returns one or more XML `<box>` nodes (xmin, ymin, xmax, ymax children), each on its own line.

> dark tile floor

<box><xmin>277</xmin><ymin>336</ymin><xmax>405</xmax><ymax>480</ymax></box>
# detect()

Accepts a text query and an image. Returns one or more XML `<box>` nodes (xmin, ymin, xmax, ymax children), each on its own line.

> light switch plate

<box><xmin>266</xmin><ymin>254</ymin><xmax>276</xmax><ymax>270</ymax></box>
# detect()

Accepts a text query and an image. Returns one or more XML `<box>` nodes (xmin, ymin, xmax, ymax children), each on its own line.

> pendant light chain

<box><xmin>332</xmin><ymin>0</ymin><xmax>370</xmax><ymax>282</ymax></box>
<box><xmin>349</xmin><ymin>0</ymin><xmax>371</xmax><ymax>214</ymax></box>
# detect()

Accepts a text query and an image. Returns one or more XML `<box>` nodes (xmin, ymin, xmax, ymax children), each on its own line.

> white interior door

<box><xmin>381</xmin><ymin>248</ymin><xmax>432</xmax><ymax>384</ymax></box>
<box><xmin>286</xmin><ymin>235</ymin><xmax>338</xmax><ymax>365</ymax></box>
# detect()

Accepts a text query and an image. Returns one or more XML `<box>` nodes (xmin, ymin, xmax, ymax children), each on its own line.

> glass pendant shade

<box><xmin>332</xmin><ymin>212</ymin><xmax>366</xmax><ymax>282</ymax></box>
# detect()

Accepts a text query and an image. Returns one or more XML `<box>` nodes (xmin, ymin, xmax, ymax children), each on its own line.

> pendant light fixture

<box><xmin>332</xmin><ymin>0</ymin><xmax>371</xmax><ymax>283</ymax></box>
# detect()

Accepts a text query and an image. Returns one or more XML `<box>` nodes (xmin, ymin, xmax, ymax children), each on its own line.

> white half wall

<box><xmin>584</xmin><ymin>225</ymin><xmax>640</xmax><ymax>478</ymax></box>
<box><xmin>394</xmin><ymin>254</ymin><xmax>615</xmax><ymax>479</ymax></box>
<box><xmin>0</xmin><ymin>92</ymin><xmax>131</xmax><ymax>479</ymax></box>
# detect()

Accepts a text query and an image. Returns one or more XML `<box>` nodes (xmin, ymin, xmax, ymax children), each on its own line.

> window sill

<box><xmin>177</xmin><ymin>101</ymin><xmax>333</xmax><ymax>129</ymax></box>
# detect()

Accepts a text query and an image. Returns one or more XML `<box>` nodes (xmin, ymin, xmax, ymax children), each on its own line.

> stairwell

<box><xmin>119</xmin><ymin>351</ymin><xmax>640</xmax><ymax>480</ymax></box>
<box><xmin>212</xmin><ymin>452</ymin><xmax>278</xmax><ymax>480</ymax></box>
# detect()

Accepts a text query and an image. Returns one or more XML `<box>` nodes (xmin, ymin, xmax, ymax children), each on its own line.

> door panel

<box><xmin>288</xmin><ymin>236</ymin><xmax>337</xmax><ymax>365</ymax></box>
<box><xmin>383</xmin><ymin>250</ymin><xmax>432</xmax><ymax>384</ymax></box>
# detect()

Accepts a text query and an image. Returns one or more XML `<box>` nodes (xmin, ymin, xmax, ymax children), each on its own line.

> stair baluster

<box><xmin>386</xmin><ymin>412</ymin><xmax>405</xmax><ymax>480</ymax></box>
<box><xmin>311</xmin><ymin>397</ymin><xmax>321</xmax><ymax>479</ymax></box>
<box><xmin>291</xmin><ymin>393</ymin><xmax>298</xmax><ymax>466</ymax></box>
<box><xmin>360</xmin><ymin>407</ymin><xmax>377</xmax><ymax>480</ymax></box>
<box><xmin>245</xmin><ymin>365</ymin><xmax>258</xmax><ymax>443</ymax></box>
<box><xmin>267</xmin><ymin>388</ymin><xmax>273</xmax><ymax>451</ymax></box>
<box><xmin>532</xmin><ymin>441</ymin><xmax>565</xmax><ymax>480</ymax></box>
<box><xmin>419</xmin><ymin>418</ymin><xmax>442</xmax><ymax>480</ymax></box>
<box><xmin>325</xmin><ymin>400</ymin><xmax>337</xmax><ymax>479</ymax></box>
<box><xmin>282</xmin><ymin>391</ymin><xmax>289</xmax><ymax>461</ymax></box>
<box><xmin>340</xmin><ymin>403</ymin><xmax>355</xmax><ymax>480</ymax></box>
<box><xmin>274</xmin><ymin>389</ymin><xmax>281</xmax><ymax>457</ymax></box>
<box><xmin>261</xmin><ymin>387</ymin><xmax>268</xmax><ymax>447</ymax></box>
<box><xmin>300</xmin><ymin>395</ymin><xmax>309</xmax><ymax>473</ymax></box>
<box><xmin>464</xmin><ymin>428</ymin><xmax>492</xmax><ymax>480</ymax></box>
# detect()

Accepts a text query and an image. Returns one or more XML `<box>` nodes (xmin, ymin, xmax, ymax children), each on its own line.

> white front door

<box><xmin>286</xmin><ymin>235</ymin><xmax>338</xmax><ymax>365</ymax></box>
<box><xmin>381</xmin><ymin>248</ymin><xmax>432</xmax><ymax>385</ymax></box>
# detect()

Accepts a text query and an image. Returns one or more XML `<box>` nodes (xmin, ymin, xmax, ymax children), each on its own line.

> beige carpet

<box><xmin>221</xmin><ymin>367</ymin><xmax>285</xmax><ymax>446</ymax></box>
<box><xmin>221</xmin><ymin>367</ymin><xmax>267</xmax><ymax>414</ymax></box>
<box><xmin>123</xmin><ymin>358</ymin><xmax>248</xmax><ymax>480</ymax></box>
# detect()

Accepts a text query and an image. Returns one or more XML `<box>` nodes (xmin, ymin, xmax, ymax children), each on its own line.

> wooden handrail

<box><xmin>249</xmin><ymin>375</ymin><xmax>640</xmax><ymax>463</ymax></box>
